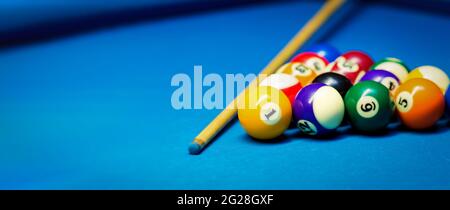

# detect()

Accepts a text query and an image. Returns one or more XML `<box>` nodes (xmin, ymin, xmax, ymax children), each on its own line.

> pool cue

<box><xmin>189</xmin><ymin>0</ymin><xmax>346</xmax><ymax>155</ymax></box>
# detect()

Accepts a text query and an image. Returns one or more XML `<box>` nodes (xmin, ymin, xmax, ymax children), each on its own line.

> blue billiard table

<box><xmin>0</xmin><ymin>0</ymin><xmax>449</xmax><ymax>189</ymax></box>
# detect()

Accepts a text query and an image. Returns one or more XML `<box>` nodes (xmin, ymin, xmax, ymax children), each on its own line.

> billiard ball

<box><xmin>292</xmin><ymin>83</ymin><xmax>345</xmax><ymax>136</ymax></box>
<box><xmin>291</xmin><ymin>52</ymin><xmax>329</xmax><ymax>75</ymax></box>
<box><xmin>446</xmin><ymin>88</ymin><xmax>450</xmax><ymax>117</ymax></box>
<box><xmin>344</xmin><ymin>81</ymin><xmax>394</xmax><ymax>132</ymax></box>
<box><xmin>305</xmin><ymin>43</ymin><xmax>340</xmax><ymax>62</ymax></box>
<box><xmin>237</xmin><ymin>85</ymin><xmax>292</xmax><ymax>140</ymax></box>
<box><xmin>394</xmin><ymin>78</ymin><xmax>445</xmax><ymax>130</ymax></box>
<box><xmin>446</xmin><ymin>88</ymin><xmax>450</xmax><ymax>111</ymax></box>
<box><xmin>260</xmin><ymin>73</ymin><xmax>302</xmax><ymax>105</ymax></box>
<box><xmin>327</xmin><ymin>50</ymin><xmax>374</xmax><ymax>84</ymax></box>
<box><xmin>359</xmin><ymin>70</ymin><xmax>400</xmax><ymax>95</ymax></box>
<box><xmin>407</xmin><ymin>65</ymin><xmax>449</xmax><ymax>93</ymax></box>
<box><xmin>276</xmin><ymin>62</ymin><xmax>317</xmax><ymax>86</ymax></box>
<box><xmin>312</xmin><ymin>72</ymin><xmax>352</xmax><ymax>98</ymax></box>
<box><xmin>371</xmin><ymin>57</ymin><xmax>409</xmax><ymax>82</ymax></box>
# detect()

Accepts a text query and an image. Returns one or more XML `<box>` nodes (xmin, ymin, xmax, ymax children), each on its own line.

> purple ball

<box><xmin>446</xmin><ymin>87</ymin><xmax>450</xmax><ymax>111</ymax></box>
<box><xmin>359</xmin><ymin>70</ymin><xmax>400</xmax><ymax>93</ymax></box>
<box><xmin>293</xmin><ymin>83</ymin><xmax>345</xmax><ymax>136</ymax></box>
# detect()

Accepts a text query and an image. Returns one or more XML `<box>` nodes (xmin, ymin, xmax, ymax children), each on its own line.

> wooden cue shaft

<box><xmin>189</xmin><ymin>0</ymin><xmax>346</xmax><ymax>154</ymax></box>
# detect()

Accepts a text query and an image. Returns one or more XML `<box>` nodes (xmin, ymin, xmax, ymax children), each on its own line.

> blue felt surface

<box><xmin>0</xmin><ymin>0</ymin><xmax>201</xmax><ymax>32</ymax></box>
<box><xmin>0</xmin><ymin>1</ymin><xmax>449</xmax><ymax>189</ymax></box>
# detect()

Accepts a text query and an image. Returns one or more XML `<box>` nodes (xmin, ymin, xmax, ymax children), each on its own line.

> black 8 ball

<box><xmin>312</xmin><ymin>72</ymin><xmax>353</xmax><ymax>98</ymax></box>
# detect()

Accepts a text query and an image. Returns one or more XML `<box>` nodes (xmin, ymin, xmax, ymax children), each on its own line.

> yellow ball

<box><xmin>276</xmin><ymin>62</ymin><xmax>317</xmax><ymax>86</ymax></box>
<box><xmin>407</xmin><ymin>65</ymin><xmax>449</xmax><ymax>93</ymax></box>
<box><xmin>237</xmin><ymin>86</ymin><xmax>292</xmax><ymax>140</ymax></box>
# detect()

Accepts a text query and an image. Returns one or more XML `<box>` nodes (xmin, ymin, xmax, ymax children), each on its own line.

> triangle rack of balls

<box><xmin>237</xmin><ymin>44</ymin><xmax>449</xmax><ymax>140</ymax></box>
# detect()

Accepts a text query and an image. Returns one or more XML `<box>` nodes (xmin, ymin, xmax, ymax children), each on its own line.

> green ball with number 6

<box><xmin>344</xmin><ymin>81</ymin><xmax>394</xmax><ymax>132</ymax></box>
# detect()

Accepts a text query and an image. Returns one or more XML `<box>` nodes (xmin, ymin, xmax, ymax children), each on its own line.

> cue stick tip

<box><xmin>188</xmin><ymin>142</ymin><xmax>202</xmax><ymax>155</ymax></box>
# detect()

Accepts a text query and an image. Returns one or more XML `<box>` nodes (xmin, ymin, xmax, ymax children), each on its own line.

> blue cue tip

<box><xmin>189</xmin><ymin>143</ymin><xmax>202</xmax><ymax>155</ymax></box>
